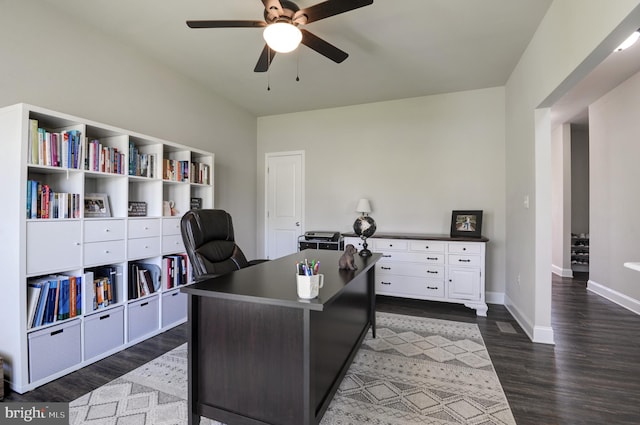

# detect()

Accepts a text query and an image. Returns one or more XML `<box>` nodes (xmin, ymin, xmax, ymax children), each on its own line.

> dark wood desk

<box><xmin>181</xmin><ymin>249</ymin><xmax>381</xmax><ymax>425</ymax></box>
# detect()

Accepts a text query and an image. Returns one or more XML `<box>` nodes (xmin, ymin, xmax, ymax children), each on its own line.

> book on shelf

<box><xmin>162</xmin><ymin>254</ymin><xmax>191</xmax><ymax>289</ymax></box>
<box><xmin>28</xmin><ymin>119</ymin><xmax>84</xmax><ymax>169</ymax></box>
<box><xmin>26</xmin><ymin>179</ymin><xmax>80</xmax><ymax>219</ymax></box>
<box><xmin>87</xmin><ymin>265</ymin><xmax>121</xmax><ymax>310</ymax></box>
<box><xmin>85</xmin><ymin>139</ymin><xmax>125</xmax><ymax>174</ymax></box>
<box><xmin>128</xmin><ymin>142</ymin><xmax>156</xmax><ymax>178</ymax></box>
<box><xmin>27</xmin><ymin>274</ymin><xmax>83</xmax><ymax>329</ymax></box>
<box><xmin>128</xmin><ymin>262</ymin><xmax>161</xmax><ymax>300</ymax></box>
<box><xmin>162</xmin><ymin>159</ymin><xmax>189</xmax><ymax>182</ymax></box>
<box><xmin>190</xmin><ymin>161</ymin><xmax>210</xmax><ymax>185</ymax></box>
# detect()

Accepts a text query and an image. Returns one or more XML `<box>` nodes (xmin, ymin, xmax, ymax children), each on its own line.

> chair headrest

<box><xmin>182</xmin><ymin>209</ymin><xmax>235</xmax><ymax>248</ymax></box>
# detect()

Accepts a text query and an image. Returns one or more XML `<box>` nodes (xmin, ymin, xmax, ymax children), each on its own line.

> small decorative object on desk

<box><xmin>84</xmin><ymin>193</ymin><xmax>111</xmax><ymax>218</ymax></box>
<box><xmin>450</xmin><ymin>210</ymin><xmax>483</xmax><ymax>238</ymax></box>
<box><xmin>338</xmin><ymin>244</ymin><xmax>358</xmax><ymax>270</ymax></box>
<box><xmin>353</xmin><ymin>198</ymin><xmax>376</xmax><ymax>257</ymax></box>
<box><xmin>128</xmin><ymin>201</ymin><xmax>147</xmax><ymax>217</ymax></box>
<box><xmin>190</xmin><ymin>197</ymin><xmax>203</xmax><ymax>210</ymax></box>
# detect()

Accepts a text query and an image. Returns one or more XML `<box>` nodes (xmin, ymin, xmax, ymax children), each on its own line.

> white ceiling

<box><xmin>39</xmin><ymin>0</ymin><xmax>554</xmax><ymax>116</ymax></box>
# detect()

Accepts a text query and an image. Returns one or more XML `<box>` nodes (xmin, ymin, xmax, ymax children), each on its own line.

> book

<box><xmin>57</xmin><ymin>276</ymin><xmax>70</xmax><ymax>320</ymax></box>
<box><xmin>27</xmin><ymin>283</ymin><xmax>42</xmax><ymax>329</ymax></box>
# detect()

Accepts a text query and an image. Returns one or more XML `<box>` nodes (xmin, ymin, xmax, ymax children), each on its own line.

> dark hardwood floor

<box><xmin>5</xmin><ymin>273</ymin><xmax>640</xmax><ymax>424</ymax></box>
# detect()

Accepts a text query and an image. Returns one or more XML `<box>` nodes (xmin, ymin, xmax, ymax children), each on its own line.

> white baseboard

<box><xmin>485</xmin><ymin>291</ymin><xmax>504</xmax><ymax>305</ymax></box>
<box><xmin>551</xmin><ymin>264</ymin><xmax>573</xmax><ymax>278</ymax></box>
<box><xmin>587</xmin><ymin>279</ymin><xmax>640</xmax><ymax>315</ymax></box>
<box><xmin>504</xmin><ymin>294</ymin><xmax>555</xmax><ymax>345</ymax></box>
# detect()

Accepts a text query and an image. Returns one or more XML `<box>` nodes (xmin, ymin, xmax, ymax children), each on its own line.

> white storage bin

<box><xmin>128</xmin><ymin>295</ymin><xmax>159</xmax><ymax>341</ymax></box>
<box><xmin>28</xmin><ymin>320</ymin><xmax>81</xmax><ymax>382</ymax></box>
<box><xmin>84</xmin><ymin>306</ymin><xmax>124</xmax><ymax>360</ymax></box>
<box><xmin>162</xmin><ymin>290</ymin><xmax>187</xmax><ymax>327</ymax></box>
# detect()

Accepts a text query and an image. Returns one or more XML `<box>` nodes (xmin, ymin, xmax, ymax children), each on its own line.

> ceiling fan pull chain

<box><xmin>267</xmin><ymin>48</ymin><xmax>272</xmax><ymax>91</ymax></box>
<box><xmin>296</xmin><ymin>50</ymin><xmax>300</xmax><ymax>82</ymax></box>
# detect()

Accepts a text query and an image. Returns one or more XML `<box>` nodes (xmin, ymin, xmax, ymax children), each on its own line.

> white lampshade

<box><xmin>263</xmin><ymin>22</ymin><xmax>302</xmax><ymax>53</ymax></box>
<box><xmin>356</xmin><ymin>198</ymin><xmax>372</xmax><ymax>215</ymax></box>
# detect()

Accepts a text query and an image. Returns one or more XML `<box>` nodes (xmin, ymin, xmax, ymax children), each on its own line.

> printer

<box><xmin>299</xmin><ymin>231</ymin><xmax>344</xmax><ymax>251</ymax></box>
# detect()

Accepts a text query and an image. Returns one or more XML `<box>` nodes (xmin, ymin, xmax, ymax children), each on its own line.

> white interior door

<box><xmin>265</xmin><ymin>151</ymin><xmax>304</xmax><ymax>259</ymax></box>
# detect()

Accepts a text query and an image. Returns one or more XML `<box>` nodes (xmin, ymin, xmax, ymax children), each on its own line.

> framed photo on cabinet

<box><xmin>450</xmin><ymin>210</ymin><xmax>483</xmax><ymax>238</ymax></box>
<box><xmin>84</xmin><ymin>193</ymin><xmax>111</xmax><ymax>218</ymax></box>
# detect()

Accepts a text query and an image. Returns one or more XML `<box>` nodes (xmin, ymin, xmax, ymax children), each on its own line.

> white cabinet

<box><xmin>344</xmin><ymin>234</ymin><xmax>488</xmax><ymax>316</ymax></box>
<box><xmin>0</xmin><ymin>103</ymin><xmax>214</xmax><ymax>394</ymax></box>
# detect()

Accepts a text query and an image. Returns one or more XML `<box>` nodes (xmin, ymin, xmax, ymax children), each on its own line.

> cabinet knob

<box><xmin>144</xmin><ymin>227</ymin><xmax>149</xmax><ymax>230</ymax></box>
<box><xmin>105</xmin><ymin>229</ymin><xmax>110</xmax><ymax>232</ymax></box>
<box><xmin>381</xmin><ymin>266</ymin><xmax>391</xmax><ymax>270</ymax></box>
<box><xmin>75</xmin><ymin>242</ymin><xmax>81</xmax><ymax>246</ymax></box>
<box><xmin>463</xmin><ymin>247</ymin><xmax>466</xmax><ymax>251</ymax></box>
<box><xmin>105</xmin><ymin>250</ymin><xmax>110</xmax><ymax>254</ymax></box>
<box><xmin>144</xmin><ymin>245</ymin><xmax>149</xmax><ymax>249</ymax></box>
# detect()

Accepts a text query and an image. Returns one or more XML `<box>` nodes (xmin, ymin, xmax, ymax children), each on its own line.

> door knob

<box><xmin>296</xmin><ymin>222</ymin><xmax>300</xmax><ymax>226</ymax></box>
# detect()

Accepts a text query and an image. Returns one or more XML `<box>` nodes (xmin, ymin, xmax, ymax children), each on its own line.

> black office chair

<box><xmin>180</xmin><ymin>209</ymin><xmax>267</xmax><ymax>281</ymax></box>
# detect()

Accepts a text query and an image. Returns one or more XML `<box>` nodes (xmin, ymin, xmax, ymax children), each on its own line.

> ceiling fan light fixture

<box><xmin>263</xmin><ymin>22</ymin><xmax>302</xmax><ymax>53</ymax></box>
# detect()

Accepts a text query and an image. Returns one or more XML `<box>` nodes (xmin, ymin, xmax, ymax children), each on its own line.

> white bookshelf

<box><xmin>0</xmin><ymin>103</ymin><xmax>214</xmax><ymax>394</ymax></box>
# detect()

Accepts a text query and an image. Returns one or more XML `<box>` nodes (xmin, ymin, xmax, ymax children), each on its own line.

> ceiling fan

<box><xmin>186</xmin><ymin>0</ymin><xmax>373</xmax><ymax>72</ymax></box>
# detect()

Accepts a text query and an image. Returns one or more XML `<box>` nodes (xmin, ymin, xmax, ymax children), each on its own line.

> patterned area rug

<box><xmin>70</xmin><ymin>312</ymin><xmax>516</xmax><ymax>425</ymax></box>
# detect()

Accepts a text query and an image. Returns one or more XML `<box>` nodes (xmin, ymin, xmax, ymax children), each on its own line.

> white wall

<box><xmin>551</xmin><ymin>123</ymin><xmax>572</xmax><ymax>277</ymax></box>
<box><xmin>258</xmin><ymin>87</ymin><xmax>507</xmax><ymax>299</ymax></box>
<box><xmin>505</xmin><ymin>0</ymin><xmax>640</xmax><ymax>342</ymax></box>
<box><xmin>589</xmin><ymin>70</ymin><xmax>640</xmax><ymax>312</ymax></box>
<box><xmin>0</xmin><ymin>0</ymin><xmax>259</xmax><ymax>256</ymax></box>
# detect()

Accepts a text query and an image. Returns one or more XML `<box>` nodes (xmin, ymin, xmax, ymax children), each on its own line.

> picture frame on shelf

<box><xmin>190</xmin><ymin>197</ymin><xmax>202</xmax><ymax>210</ymax></box>
<box><xmin>450</xmin><ymin>210</ymin><xmax>483</xmax><ymax>238</ymax></box>
<box><xmin>128</xmin><ymin>201</ymin><xmax>147</xmax><ymax>217</ymax></box>
<box><xmin>84</xmin><ymin>193</ymin><xmax>111</xmax><ymax>218</ymax></box>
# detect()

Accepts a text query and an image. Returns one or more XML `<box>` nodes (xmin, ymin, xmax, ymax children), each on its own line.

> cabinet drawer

<box><xmin>448</xmin><ymin>243</ymin><xmax>481</xmax><ymax>254</ymax></box>
<box><xmin>27</xmin><ymin>221</ymin><xmax>82</xmax><ymax>274</ymax></box>
<box><xmin>162</xmin><ymin>234</ymin><xmax>185</xmax><ymax>254</ymax></box>
<box><xmin>162</xmin><ymin>290</ymin><xmax>187</xmax><ymax>327</ymax></box>
<box><xmin>372</xmin><ymin>239</ymin><xmax>408</xmax><ymax>251</ymax></box>
<box><xmin>84</xmin><ymin>240</ymin><xmax>125</xmax><ymax>266</ymax></box>
<box><xmin>128</xmin><ymin>237</ymin><xmax>161</xmax><ymax>260</ymax></box>
<box><xmin>128</xmin><ymin>218</ymin><xmax>161</xmax><ymax>239</ymax></box>
<box><xmin>84</xmin><ymin>306</ymin><xmax>124</xmax><ymax>360</ymax></box>
<box><xmin>377</xmin><ymin>262</ymin><xmax>444</xmax><ymax>280</ymax></box>
<box><xmin>128</xmin><ymin>295</ymin><xmax>159</xmax><ymax>341</ymax></box>
<box><xmin>28</xmin><ymin>320</ymin><xmax>81</xmax><ymax>382</ymax></box>
<box><xmin>379</xmin><ymin>252</ymin><xmax>443</xmax><ymax>263</ymax></box>
<box><xmin>409</xmin><ymin>241</ymin><xmax>445</xmax><ymax>253</ymax></box>
<box><xmin>84</xmin><ymin>219</ymin><xmax>125</xmax><ymax>242</ymax></box>
<box><xmin>448</xmin><ymin>254</ymin><xmax>480</xmax><ymax>267</ymax></box>
<box><xmin>162</xmin><ymin>217</ymin><xmax>182</xmax><ymax>236</ymax></box>
<box><xmin>376</xmin><ymin>275</ymin><xmax>445</xmax><ymax>298</ymax></box>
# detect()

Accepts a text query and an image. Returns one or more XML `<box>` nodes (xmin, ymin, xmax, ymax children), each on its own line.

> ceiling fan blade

<box><xmin>187</xmin><ymin>20</ymin><xmax>267</xmax><ymax>29</ymax></box>
<box><xmin>262</xmin><ymin>0</ymin><xmax>284</xmax><ymax>20</ymax></box>
<box><xmin>254</xmin><ymin>44</ymin><xmax>277</xmax><ymax>72</ymax></box>
<box><xmin>300</xmin><ymin>29</ymin><xmax>348</xmax><ymax>63</ymax></box>
<box><xmin>296</xmin><ymin>0</ymin><xmax>373</xmax><ymax>24</ymax></box>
